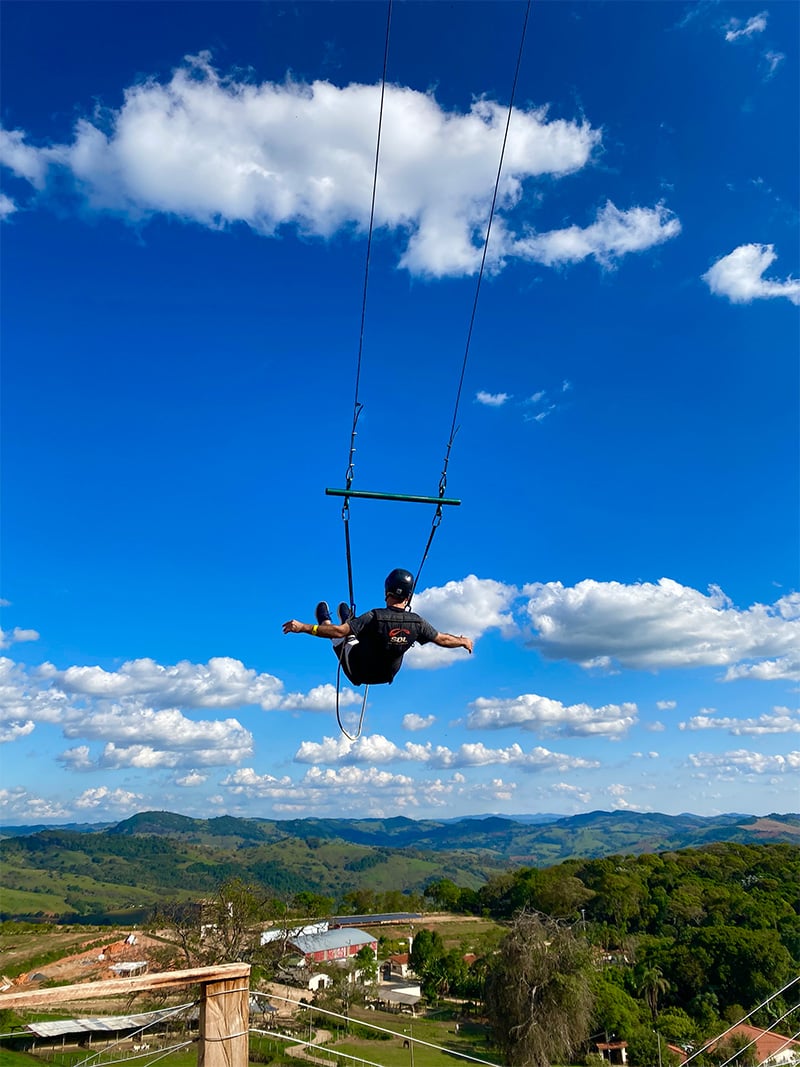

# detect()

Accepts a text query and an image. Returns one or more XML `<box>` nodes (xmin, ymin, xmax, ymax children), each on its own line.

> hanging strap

<box><xmin>335</xmin><ymin>659</ymin><xmax>369</xmax><ymax>741</ymax></box>
<box><xmin>341</xmin><ymin>0</ymin><xmax>393</xmax><ymax>616</ymax></box>
<box><xmin>409</xmin><ymin>0</ymin><xmax>531</xmax><ymax>606</ymax></box>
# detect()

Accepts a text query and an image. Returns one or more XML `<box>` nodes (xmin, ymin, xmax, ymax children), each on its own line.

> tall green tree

<box><xmin>638</xmin><ymin>965</ymin><xmax>670</xmax><ymax>1021</ymax></box>
<box><xmin>484</xmin><ymin>911</ymin><xmax>594</xmax><ymax>1067</ymax></box>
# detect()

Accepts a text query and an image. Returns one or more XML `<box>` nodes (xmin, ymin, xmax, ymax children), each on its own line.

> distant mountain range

<box><xmin>2</xmin><ymin>809</ymin><xmax>799</xmax><ymax>851</ymax></box>
<box><xmin>2</xmin><ymin>809</ymin><xmax>798</xmax><ymax>920</ymax></box>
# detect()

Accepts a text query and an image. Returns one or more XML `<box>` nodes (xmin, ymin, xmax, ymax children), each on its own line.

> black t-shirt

<box><xmin>347</xmin><ymin>607</ymin><xmax>438</xmax><ymax>684</ymax></box>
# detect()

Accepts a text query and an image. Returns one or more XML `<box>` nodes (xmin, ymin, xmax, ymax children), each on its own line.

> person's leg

<box><xmin>333</xmin><ymin>636</ymin><xmax>363</xmax><ymax>686</ymax></box>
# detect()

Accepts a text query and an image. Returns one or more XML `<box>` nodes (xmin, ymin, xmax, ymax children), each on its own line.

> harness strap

<box><xmin>335</xmin><ymin>658</ymin><xmax>369</xmax><ymax>741</ymax></box>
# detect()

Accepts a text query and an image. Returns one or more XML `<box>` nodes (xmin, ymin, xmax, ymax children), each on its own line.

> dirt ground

<box><xmin>4</xmin><ymin>932</ymin><xmax>167</xmax><ymax>989</ymax></box>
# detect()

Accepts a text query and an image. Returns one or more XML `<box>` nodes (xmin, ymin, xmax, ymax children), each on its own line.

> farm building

<box><xmin>332</xmin><ymin>912</ymin><xmax>420</xmax><ymax>928</ymax></box>
<box><xmin>288</xmin><ymin>927</ymin><xmax>377</xmax><ymax>964</ymax></box>
<box><xmin>713</xmin><ymin>1026</ymin><xmax>799</xmax><ymax>1067</ymax></box>
<box><xmin>382</xmin><ymin>953</ymin><xmax>410</xmax><ymax>980</ymax></box>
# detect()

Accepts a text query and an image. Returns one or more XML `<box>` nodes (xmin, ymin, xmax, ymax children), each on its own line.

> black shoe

<box><xmin>315</xmin><ymin>601</ymin><xmax>332</xmax><ymax>625</ymax></box>
<box><xmin>338</xmin><ymin>602</ymin><xmax>352</xmax><ymax>624</ymax></box>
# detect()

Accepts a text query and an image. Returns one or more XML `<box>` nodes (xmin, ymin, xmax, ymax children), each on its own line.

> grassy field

<box><xmin>0</xmin><ymin>1005</ymin><xmax>498</xmax><ymax>1067</ymax></box>
<box><xmin>0</xmin><ymin>925</ymin><xmax>120</xmax><ymax>979</ymax></box>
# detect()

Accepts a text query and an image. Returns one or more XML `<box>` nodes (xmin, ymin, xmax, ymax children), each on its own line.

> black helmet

<box><xmin>385</xmin><ymin>568</ymin><xmax>414</xmax><ymax>600</ymax></box>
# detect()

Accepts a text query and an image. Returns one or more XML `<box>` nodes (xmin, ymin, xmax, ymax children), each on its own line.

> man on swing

<box><xmin>282</xmin><ymin>568</ymin><xmax>473</xmax><ymax>686</ymax></box>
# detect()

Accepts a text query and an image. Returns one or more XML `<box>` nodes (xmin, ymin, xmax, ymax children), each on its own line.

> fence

<box><xmin>0</xmin><ymin>963</ymin><xmax>251</xmax><ymax>1067</ymax></box>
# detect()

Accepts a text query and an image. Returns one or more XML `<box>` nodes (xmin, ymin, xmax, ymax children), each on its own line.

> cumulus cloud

<box><xmin>59</xmin><ymin>722</ymin><xmax>253</xmax><ymax>769</ymax></box>
<box><xmin>689</xmin><ymin>749</ymin><xmax>800</xmax><ymax>775</ymax></box>
<box><xmin>0</xmin><ymin>786</ymin><xmax>69</xmax><ymax>820</ymax></box>
<box><xmin>476</xmin><ymin>391</ymin><xmax>511</xmax><ymax>407</ymax></box>
<box><xmin>294</xmin><ymin>732</ymin><xmax>599</xmax><ymax>773</ymax></box>
<box><xmin>521</xmin><ymin>578</ymin><xmax>800</xmax><ymax>675</ymax></box>
<box><xmin>550</xmin><ymin>782</ymin><xmax>592</xmax><ymax>804</ymax></box>
<box><xmin>725</xmin><ymin>655</ymin><xmax>800</xmax><ymax>681</ymax></box>
<box><xmin>512</xmin><ymin>200</ymin><xmax>681</xmax><ymax>268</ymax></box>
<box><xmin>73</xmin><ymin>786</ymin><xmax>143</xmax><ymax>811</ymax></box>
<box><xmin>724</xmin><ymin>12</ymin><xmax>768</xmax><ymax>41</ymax></box>
<box><xmin>0</xmin><ymin>627</ymin><xmax>40</xmax><ymax>650</ymax></box>
<box><xmin>703</xmin><ymin>244</ymin><xmax>800</xmax><ymax>305</ymax></box>
<box><xmin>0</xmin><ymin>54</ymin><xmax>680</xmax><ymax>277</ymax></box>
<box><xmin>466</xmin><ymin>693</ymin><xmax>637</xmax><ymax>738</ymax></box>
<box><xmin>409</xmin><ymin>574</ymin><xmax>517</xmax><ymax>667</ymax></box>
<box><xmin>175</xmin><ymin>771</ymin><xmax>208</xmax><ymax>787</ymax></box>
<box><xmin>222</xmin><ymin>763</ymin><xmax>516</xmax><ymax>817</ymax></box>
<box><xmin>0</xmin><ymin>656</ymin><xmax>69</xmax><ymax>729</ymax></box>
<box><xmin>0</xmin><ymin>194</ymin><xmax>17</xmax><ymax>219</ymax></box>
<box><xmin>39</xmin><ymin>655</ymin><xmax>287</xmax><ymax>710</ymax></box>
<box><xmin>604</xmin><ymin>783</ymin><xmax>646</xmax><ymax>810</ymax></box>
<box><xmin>280</xmin><ymin>684</ymin><xmax>360</xmax><ymax>711</ymax></box>
<box><xmin>657</xmin><ymin>700</ymin><xmax>677</xmax><ymax>710</ymax></box>
<box><xmin>0</xmin><ymin>720</ymin><xmax>35</xmax><ymax>743</ymax></box>
<box><xmin>402</xmin><ymin>713</ymin><xmax>436</xmax><ymax>731</ymax></box>
<box><xmin>680</xmin><ymin>706</ymin><xmax>800</xmax><ymax>735</ymax></box>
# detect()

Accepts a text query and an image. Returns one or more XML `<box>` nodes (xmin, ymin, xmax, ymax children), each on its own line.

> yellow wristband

<box><xmin>312</xmin><ymin>624</ymin><xmax>319</xmax><ymax>635</ymax></box>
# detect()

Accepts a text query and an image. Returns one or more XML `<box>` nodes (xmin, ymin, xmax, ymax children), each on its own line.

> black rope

<box><xmin>411</xmin><ymin>0</ymin><xmax>532</xmax><ymax>601</ymax></box>
<box><xmin>342</xmin><ymin>0</ymin><xmax>393</xmax><ymax>617</ymax></box>
<box><xmin>333</xmin><ymin>1</ymin><xmax>393</xmax><ymax>739</ymax></box>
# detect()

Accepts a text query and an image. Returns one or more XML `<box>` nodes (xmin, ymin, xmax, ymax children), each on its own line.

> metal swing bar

<box><xmin>326</xmin><ymin>488</ymin><xmax>461</xmax><ymax>506</ymax></box>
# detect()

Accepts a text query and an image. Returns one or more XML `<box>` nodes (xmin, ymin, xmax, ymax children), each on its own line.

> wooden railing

<box><xmin>0</xmin><ymin>963</ymin><xmax>251</xmax><ymax>1067</ymax></box>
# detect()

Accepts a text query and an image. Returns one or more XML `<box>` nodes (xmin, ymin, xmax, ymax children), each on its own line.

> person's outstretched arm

<box><xmin>433</xmin><ymin>632</ymin><xmax>473</xmax><ymax>654</ymax></box>
<box><xmin>283</xmin><ymin>619</ymin><xmax>351</xmax><ymax>638</ymax></box>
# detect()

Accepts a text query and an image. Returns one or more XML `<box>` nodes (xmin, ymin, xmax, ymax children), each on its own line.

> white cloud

<box><xmin>0</xmin><ymin>128</ymin><xmax>52</xmax><ymax>184</ymax></box>
<box><xmin>280</xmin><ymin>683</ymin><xmax>360</xmax><ymax>711</ymax></box>
<box><xmin>0</xmin><ymin>656</ymin><xmax>69</xmax><ymax>726</ymax></box>
<box><xmin>0</xmin><ymin>787</ymin><xmax>69</xmax><ymax>821</ymax></box>
<box><xmin>550</xmin><ymin>782</ymin><xmax>592</xmax><ymax>804</ymax></box>
<box><xmin>680</xmin><ymin>706</ymin><xmax>800</xmax><ymax>735</ymax></box>
<box><xmin>47</xmin><ymin>700</ymin><xmax>254</xmax><ymax>771</ymax></box>
<box><xmin>512</xmin><ymin>200</ymin><xmax>681</xmax><ymax>268</ymax></box>
<box><xmin>476</xmin><ymin>391</ymin><xmax>511</xmax><ymax>407</ymax></box>
<box><xmin>39</xmin><ymin>655</ymin><xmax>287</xmax><ymax>709</ymax></box>
<box><xmin>73</xmin><ymin>786</ymin><xmax>143</xmax><ymax>811</ymax></box>
<box><xmin>62</xmin><ymin>703</ymin><xmax>252</xmax><ymax>747</ymax></box>
<box><xmin>409</xmin><ymin>574</ymin><xmax>517</xmax><ymax>667</ymax></box>
<box><xmin>521</xmin><ymin>578</ymin><xmax>800</xmax><ymax>674</ymax></box>
<box><xmin>0</xmin><ymin>720</ymin><xmax>35</xmax><ymax>743</ymax></box>
<box><xmin>703</xmin><ymin>244</ymin><xmax>800</xmax><ymax>305</ymax></box>
<box><xmin>725</xmin><ymin>654</ymin><xmax>800</xmax><ymax>681</ymax></box>
<box><xmin>222</xmin><ymin>763</ymin><xmax>518</xmax><ymax>817</ymax></box>
<box><xmin>603</xmin><ymin>783</ymin><xmax>647</xmax><ymax>810</ymax></box>
<box><xmin>689</xmin><ymin>749</ymin><xmax>800</xmax><ymax>775</ymax></box>
<box><xmin>175</xmin><ymin>771</ymin><xmax>208</xmax><ymax>787</ymax></box>
<box><xmin>724</xmin><ymin>12</ymin><xmax>768</xmax><ymax>41</ymax></box>
<box><xmin>466</xmin><ymin>693</ymin><xmax>638</xmax><ymax>738</ymax></box>
<box><xmin>0</xmin><ymin>627</ymin><xmax>40</xmax><ymax>650</ymax></box>
<box><xmin>657</xmin><ymin>700</ymin><xmax>677</xmax><ymax>710</ymax></box>
<box><xmin>0</xmin><ymin>54</ymin><xmax>681</xmax><ymax>279</ymax></box>
<box><xmin>402</xmin><ymin>713</ymin><xmax>436</xmax><ymax>732</ymax></box>
<box><xmin>294</xmin><ymin>732</ymin><xmax>599</xmax><ymax>773</ymax></box>
<box><xmin>0</xmin><ymin>193</ymin><xmax>17</xmax><ymax>219</ymax></box>
<box><xmin>763</xmin><ymin>50</ymin><xmax>785</xmax><ymax>77</ymax></box>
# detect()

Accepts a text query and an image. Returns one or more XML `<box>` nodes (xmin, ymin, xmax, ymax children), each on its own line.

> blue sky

<box><xmin>1</xmin><ymin>0</ymin><xmax>798</xmax><ymax>827</ymax></box>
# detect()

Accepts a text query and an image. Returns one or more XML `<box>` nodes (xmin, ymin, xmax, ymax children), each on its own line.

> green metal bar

<box><xmin>326</xmin><ymin>488</ymin><xmax>461</xmax><ymax>506</ymax></box>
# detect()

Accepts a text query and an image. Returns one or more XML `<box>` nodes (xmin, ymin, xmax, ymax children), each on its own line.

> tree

<box><xmin>638</xmin><ymin>966</ymin><xmax>670</xmax><ymax>1021</ymax></box>
<box><xmin>484</xmin><ymin>910</ymin><xmax>594</xmax><ymax>1067</ymax></box>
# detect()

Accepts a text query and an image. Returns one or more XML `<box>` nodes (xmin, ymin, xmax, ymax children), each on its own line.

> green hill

<box><xmin>1</xmin><ymin>809</ymin><xmax>798</xmax><ymax>920</ymax></box>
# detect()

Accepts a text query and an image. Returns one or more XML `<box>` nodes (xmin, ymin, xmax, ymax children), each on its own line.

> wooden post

<box><xmin>198</xmin><ymin>973</ymin><xmax>250</xmax><ymax>1067</ymax></box>
<box><xmin>0</xmin><ymin>963</ymin><xmax>251</xmax><ymax>1067</ymax></box>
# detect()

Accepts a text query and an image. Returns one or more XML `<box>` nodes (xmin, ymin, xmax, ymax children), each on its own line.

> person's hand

<box><xmin>283</xmin><ymin>619</ymin><xmax>303</xmax><ymax>634</ymax></box>
<box><xmin>463</xmin><ymin>637</ymin><xmax>474</xmax><ymax>654</ymax></box>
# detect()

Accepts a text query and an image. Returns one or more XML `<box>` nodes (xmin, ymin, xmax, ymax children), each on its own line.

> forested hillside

<box><xmin>426</xmin><ymin>842</ymin><xmax>800</xmax><ymax>1033</ymax></box>
<box><xmin>1</xmin><ymin>809</ymin><xmax>798</xmax><ymax>921</ymax></box>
